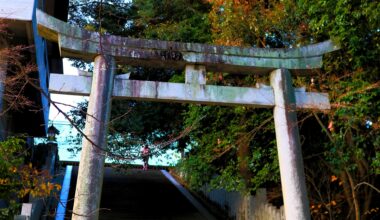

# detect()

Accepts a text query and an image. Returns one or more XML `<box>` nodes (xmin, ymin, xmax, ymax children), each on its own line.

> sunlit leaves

<box><xmin>133</xmin><ymin>0</ymin><xmax>211</xmax><ymax>43</ymax></box>
<box><xmin>179</xmin><ymin>103</ymin><xmax>278</xmax><ymax>192</ymax></box>
<box><xmin>0</xmin><ymin>138</ymin><xmax>60</xmax><ymax>218</ymax></box>
<box><xmin>207</xmin><ymin>0</ymin><xmax>303</xmax><ymax>47</ymax></box>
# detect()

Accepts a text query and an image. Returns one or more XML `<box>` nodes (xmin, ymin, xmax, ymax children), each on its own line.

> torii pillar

<box><xmin>271</xmin><ymin>69</ymin><xmax>310</xmax><ymax>219</ymax></box>
<box><xmin>72</xmin><ymin>55</ymin><xmax>115</xmax><ymax>219</ymax></box>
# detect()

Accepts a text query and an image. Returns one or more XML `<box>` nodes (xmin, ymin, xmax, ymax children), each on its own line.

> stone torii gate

<box><xmin>36</xmin><ymin>10</ymin><xmax>338</xmax><ymax>220</ymax></box>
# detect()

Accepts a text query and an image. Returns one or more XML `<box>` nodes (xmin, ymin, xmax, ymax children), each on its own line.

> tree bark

<box><xmin>237</xmin><ymin>136</ymin><xmax>251</xmax><ymax>188</ymax></box>
<box><xmin>345</xmin><ymin>169</ymin><xmax>360</xmax><ymax>220</ymax></box>
<box><xmin>340</xmin><ymin>171</ymin><xmax>355</xmax><ymax>220</ymax></box>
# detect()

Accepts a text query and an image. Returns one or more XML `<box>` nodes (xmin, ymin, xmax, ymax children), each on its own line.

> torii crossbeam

<box><xmin>36</xmin><ymin>9</ymin><xmax>338</xmax><ymax>220</ymax></box>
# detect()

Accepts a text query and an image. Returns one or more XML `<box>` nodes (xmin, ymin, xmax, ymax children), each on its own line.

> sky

<box><xmin>48</xmin><ymin>59</ymin><xmax>87</xmax><ymax>162</ymax></box>
<box><xmin>49</xmin><ymin>59</ymin><xmax>88</xmax><ymax>122</ymax></box>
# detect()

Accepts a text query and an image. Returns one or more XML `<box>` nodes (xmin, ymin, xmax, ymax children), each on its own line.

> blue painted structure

<box><xmin>56</xmin><ymin>165</ymin><xmax>73</xmax><ymax>220</ymax></box>
<box><xmin>32</xmin><ymin>0</ymin><xmax>50</xmax><ymax>133</ymax></box>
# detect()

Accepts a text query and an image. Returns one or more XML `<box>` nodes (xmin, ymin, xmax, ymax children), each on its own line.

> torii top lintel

<box><xmin>36</xmin><ymin>9</ymin><xmax>339</xmax><ymax>75</ymax></box>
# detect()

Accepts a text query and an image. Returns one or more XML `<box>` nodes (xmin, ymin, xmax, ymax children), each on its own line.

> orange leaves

<box><xmin>328</xmin><ymin>121</ymin><xmax>335</xmax><ymax>132</ymax></box>
<box><xmin>15</xmin><ymin>164</ymin><xmax>61</xmax><ymax>198</ymax></box>
<box><xmin>29</xmin><ymin>181</ymin><xmax>61</xmax><ymax>198</ymax></box>
<box><xmin>214</xmin><ymin>38</ymin><xmax>244</xmax><ymax>46</ymax></box>
<box><xmin>207</xmin><ymin>0</ymin><xmax>288</xmax><ymax>47</ymax></box>
<box><xmin>0</xmin><ymin>178</ymin><xmax>10</xmax><ymax>185</ymax></box>
<box><xmin>1</xmin><ymin>161</ymin><xmax>61</xmax><ymax>199</ymax></box>
<box><xmin>310</xmin><ymin>175</ymin><xmax>346</xmax><ymax>217</ymax></box>
<box><xmin>208</xmin><ymin>0</ymin><xmax>253</xmax><ymax>46</ymax></box>
<box><xmin>311</xmin><ymin>201</ymin><xmax>339</xmax><ymax>215</ymax></box>
<box><xmin>8</xmin><ymin>166</ymin><xmax>17</xmax><ymax>173</ymax></box>
<box><xmin>330</xmin><ymin>175</ymin><xmax>344</xmax><ymax>186</ymax></box>
<box><xmin>55</xmin><ymin>183</ymin><xmax>62</xmax><ymax>191</ymax></box>
<box><xmin>331</xmin><ymin>175</ymin><xmax>338</xmax><ymax>182</ymax></box>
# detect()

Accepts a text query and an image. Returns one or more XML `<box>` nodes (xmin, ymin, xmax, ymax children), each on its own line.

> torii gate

<box><xmin>36</xmin><ymin>10</ymin><xmax>338</xmax><ymax>220</ymax></box>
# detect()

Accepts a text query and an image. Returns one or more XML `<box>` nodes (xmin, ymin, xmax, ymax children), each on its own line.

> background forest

<box><xmin>67</xmin><ymin>0</ymin><xmax>380</xmax><ymax>219</ymax></box>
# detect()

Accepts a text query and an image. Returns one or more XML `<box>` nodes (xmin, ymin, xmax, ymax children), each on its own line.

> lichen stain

<box><xmin>131</xmin><ymin>80</ymin><xmax>143</xmax><ymax>98</ymax></box>
<box><xmin>154</xmin><ymin>81</ymin><xmax>159</xmax><ymax>99</ymax></box>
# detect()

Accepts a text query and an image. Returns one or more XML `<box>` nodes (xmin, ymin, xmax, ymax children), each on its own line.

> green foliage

<box><xmin>249</xmin><ymin>146</ymin><xmax>279</xmax><ymax>191</ymax></box>
<box><xmin>66</xmin><ymin>100</ymin><xmax>87</xmax><ymax>155</ymax></box>
<box><xmin>209</xmin><ymin>160</ymin><xmax>245</xmax><ymax>192</ymax></box>
<box><xmin>0</xmin><ymin>138</ymin><xmax>61</xmax><ymax>219</ymax></box>
<box><xmin>69</xmin><ymin>0</ymin><xmax>211</xmax><ymax>42</ymax></box>
<box><xmin>67</xmin><ymin>0</ymin><xmax>212</xmax><ymax>162</ymax></box>
<box><xmin>0</xmin><ymin>138</ymin><xmax>26</xmax><ymax>219</ymax></box>
<box><xmin>179</xmin><ymin>1</ymin><xmax>379</xmax><ymax>218</ymax></box>
<box><xmin>134</xmin><ymin>0</ymin><xmax>211</xmax><ymax>43</ymax></box>
<box><xmin>177</xmin><ymin>155</ymin><xmax>216</xmax><ymax>189</ymax></box>
<box><xmin>67</xmin><ymin>1</ymin><xmax>380</xmax><ymax>217</ymax></box>
<box><xmin>0</xmin><ymin>200</ymin><xmax>20</xmax><ymax>220</ymax></box>
<box><xmin>372</xmin><ymin>152</ymin><xmax>380</xmax><ymax>175</ymax></box>
<box><xmin>175</xmin><ymin>0</ymin><xmax>289</xmax><ymax>190</ymax></box>
<box><xmin>69</xmin><ymin>0</ymin><xmax>139</xmax><ymax>36</ymax></box>
<box><xmin>207</xmin><ymin>0</ymin><xmax>303</xmax><ymax>47</ymax></box>
<box><xmin>295</xmin><ymin>0</ymin><xmax>380</xmax><ymax>218</ymax></box>
<box><xmin>0</xmin><ymin>137</ymin><xmax>25</xmax><ymax>169</ymax></box>
<box><xmin>179</xmin><ymin>103</ymin><xmax>279</xmax><ymax>192</ymax></box>
<box><xmin>298</xmin><ymin>0</ymin><xmax>380</xmax><ymax>71</ymax></box>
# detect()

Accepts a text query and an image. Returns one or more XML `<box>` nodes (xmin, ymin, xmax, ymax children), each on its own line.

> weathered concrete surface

<box><xmin>49</xmin><ymin>73</ymin><xmax>330</xmax><ymax>110</ymax></box>
<box><xmin>185</xmin><ymin>65</ymin><xmax>206</xmax><ymax>85</ymax></box>
<box><xmin>270</xmin><ymin>69</ymin><xmax>311</xmax><ymax>220</ymax></box>
<box><xmin>36</xmin><ymin>9</ymin><xmax>339</xmax><ymax>75</ymax></box>
<box><xmin>72</xmin><ymin>55</ymin><xmax>115</xmax><ymax>220</ymax></box>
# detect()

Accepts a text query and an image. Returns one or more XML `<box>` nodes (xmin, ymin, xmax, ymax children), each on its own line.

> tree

<box><xmin>65</xmin><ymin>1</ymin><xmax>379</xmax><ymax>218</ymax></box>
<box><xmin>0</xmin><ymin>19</ymin><xmax>61</xmax><ymax>219</ymax></box>
<box><xmin>66</xmin><ymin>0</ymin><xmax>212</xmax><ymax>163</ymax></box>
<box><xmin>179</xmin><ymin>105</ymin><xmax>278</xmax><ymax>192</ymax></box>
<box><xmin>178</xmin><ymin>0</ymin><xmax>300</xmax><ymax>195</ymax></box>
<box><xmin>178</xmin><ymin>1</ymin><xmax>380</xmax><ymax>219</ymax></box>
<box><xmin>296</xmin><ymin>1</ymin><xmax>380</xmax><ymax>219</ymax></box>
<box><xmin>0</xmin><ymin>137</ymin><xmax>61</xmax><ymax>219</ymax></box>
<box><xmin>133</xmin><ymin>0</ymin><xmax>211</xmax><ymax>43</ymax></box>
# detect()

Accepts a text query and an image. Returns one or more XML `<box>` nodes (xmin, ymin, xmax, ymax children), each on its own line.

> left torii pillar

<box><xmin>72</xmin><ymin>55</ymin><xmax>115</xmax><ymax>220</ymax></box>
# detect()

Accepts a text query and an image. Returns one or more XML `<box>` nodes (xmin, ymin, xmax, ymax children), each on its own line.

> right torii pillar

<box><xmin>271</xmin><ymin>69</ymin><xmax>310</xmax><ymax>220</ymax></box>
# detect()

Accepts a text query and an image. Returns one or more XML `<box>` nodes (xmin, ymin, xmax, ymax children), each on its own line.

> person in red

<box><xmin>141</xmin><ymin>145</ymin><xmax>150</xmax><ymax>170</ymax></box>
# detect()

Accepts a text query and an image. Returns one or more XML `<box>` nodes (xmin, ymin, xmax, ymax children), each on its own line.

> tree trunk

<box><xmin>357</xmin><ymin>159</ymin><xmax>371</xmax><ymax>220</ymax></box>
<box><xmin>178</xmin><ymin>137</ymin><xmax>187</xmax><ymax>158</ymax></box>
<box><xmin>340</xmin><ymin>171</ymin><xmax>355</xmax><ymax>220</ymax></box>
<box><xmin>345</xmin><ymin>169</ymin><xmax>360</xmax><ymax>220</ymax></box>
<box><xmin>237</xmin><ymin>137</ymin><xmax>251</xmax><ymax>188</ymax></box>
